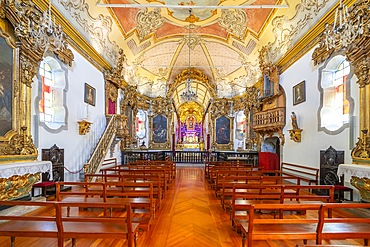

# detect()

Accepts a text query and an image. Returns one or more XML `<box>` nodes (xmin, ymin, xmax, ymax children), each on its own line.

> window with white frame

<box><xmin>38</xmin><ymin>56</ymin><xmax>67</xmax><ymax>131</ymax></box>
<box><xmin>319</xmin><ymin>54</ymin><xmax>352</xmax><ymax>134</ymax></box>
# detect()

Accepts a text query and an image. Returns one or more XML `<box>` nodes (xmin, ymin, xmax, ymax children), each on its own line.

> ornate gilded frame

<box><xmin>213</xmin><ymin>115</ymin><xmax>234</xmax><ymax>150</ymax></box>
<box><xmin>0</xmin><ymin>0</ymin><xmax>73</xmax><ymax>163</ymax></box>
<box><xmin>149</xmin><ymin>114</ymin><xmax>171</xmax><ymax>149</ymax></box>
<box><xmin>0</xmin><ymin>26</ymin><xmax>17</xmax><ymax>142</ymax></box>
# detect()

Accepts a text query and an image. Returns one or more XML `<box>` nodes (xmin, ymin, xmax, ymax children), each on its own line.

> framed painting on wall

<box><xmin>216</xmin><ymin>116</ymin><xmax>230</xmax><ymax>145</ymax></box>
<box><xmin>152</xmin><ymin>114</ymin><xmax>167</xmax><ymax>143</ymax></box>
<box><xmin>293</xmin><ymin>80</ymin><xmax>306</xmax><ymax>105</ymax></box>
<box><xmin>213</xmin><ymin>116</ymin><xmax>233</xmax><ymax>150</ymax></box>
<box><xmin>0</xmin><ymin>34</ymin><xmax>15</xmax><ymax>138</ymax></box>
<box><xmin>84</xmin><ymin>83</ymin><xmax>96</xmax><ymax>106</ymax></box>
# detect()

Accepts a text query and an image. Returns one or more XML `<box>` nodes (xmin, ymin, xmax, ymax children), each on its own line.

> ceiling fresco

<box><xmin>55</xmin><ymin>0</ymin><xmax>334</xmax><ymax>110</ymax></box>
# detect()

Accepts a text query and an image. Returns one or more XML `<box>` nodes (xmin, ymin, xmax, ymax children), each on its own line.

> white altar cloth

<box><xmin>0</xmin><ymin>161</ymin><xmax>52</xmax><ymax>178</ymax></box>
<box><xmin>337</xmin><ymin>163</ymin><xmax>370</xmax><ymax>201</ymax></box>
<box><xmin>337</xmin><ymin>163</ymin><xmax>370</xmax><ymax>182</ymax></box>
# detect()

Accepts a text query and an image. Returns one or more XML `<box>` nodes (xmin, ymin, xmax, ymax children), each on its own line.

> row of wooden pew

<box><xmin>0</xmin><ymin>159</ymin><xmax>176</xmax><ymax>247</ymax></box>
<box><xmin>204</xmin><ymin>160</ymin><xmax>370</xmax><ymax>246</ymax></box>
<box><xmin>0</xmin><ymin>200</ymin><xmax>138</xmax><ymax>247</ymax></box>
<box><xmin>240</xmin><ymin>202</ymin><xmax>370</xmax><ymax>247</ymax></box>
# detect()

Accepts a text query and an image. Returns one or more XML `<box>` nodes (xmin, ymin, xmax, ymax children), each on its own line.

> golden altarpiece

<box><xmin>0</xmin><ymin>0</ymin><xmax>73</xmax><ymax>200</ymax></box>
<box><xmin>312</xmin><ymin>0</ymin><xmax>370</xmax><ymax>200</ymax></box>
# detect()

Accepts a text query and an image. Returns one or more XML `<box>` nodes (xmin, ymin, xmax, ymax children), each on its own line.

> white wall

<box><xmin>31</xmin><ymin>47</ymin><xmax>113</xmax><ymax>181</ymax></box>
<box><xmin>280</xmin><ymin>47</ymin><xmax>360</xmax><ymax>169</ymax></box>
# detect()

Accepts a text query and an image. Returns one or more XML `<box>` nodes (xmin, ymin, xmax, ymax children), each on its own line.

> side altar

<box><xmin>0</xmin><ymin>161</ymin><xmax>52</xmax><ymax>200</ymax></box>
<box><xmin>337</xmin><ymin>164</ymin><xmax>370</xmax><ymax>202</ymax></box>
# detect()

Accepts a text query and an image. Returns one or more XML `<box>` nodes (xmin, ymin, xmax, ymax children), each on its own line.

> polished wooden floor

<box><xmin>0</xmin><ymin>166</ymin><xmax>366</xmax><ymax>247</ymax></box>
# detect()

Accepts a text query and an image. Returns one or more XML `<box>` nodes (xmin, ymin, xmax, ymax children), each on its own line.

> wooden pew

<box><xmin>129</xmin><ymin>160</ymin><xmax>175</xmax><ymax>185</ymax></box>
<box><xmin>228</xmin><ymin>184</ymin><xmax>335</xmax><ymax>232</ymax></box>
<box><xmin>0</xmin><ymin>200</ymin><xmax>58</xmax><ymax>246</ymax></box>
<box><xmin>0</xmin><ymin>200</ymin><xmax>139</xmax><ymax>247</ymax></box>
<box><xmin>229</xmin><ymin>184</ymin><xmax>284</xmax><ymax>232</ymax></box>
<box><xmin>207</xmin><ymin>165</ymin><xmax>254</xmax><ymax>186</ymax></box>
<box><xmin>85</xmin><ymin>172</ymin><xmax>165</xmax><ymax>203</ymax></box>
<box><xmin>132</xmin><ymin>160</ymin><xmax>176</xmax><ymax>180</ymax></box>
<box><xmin>99</xmin><ymin>157</ymin><xmax>118</xmax><ymax>174</ymax></box>
<box><xmin>213</xmin><ymin>170</ymin><xmax>258</xmax><ymax>194</ymax></box>
<box><xmin>220</xmin><ymin>175</ymin><xmax>300</xmax><ymax>208</ymax></box>
<box><xmin>317</xmin><ymin>203</ymin><xmax>370</xmax><ymax>246</ymax></box>
<box><xmin>281</xmin><ymin>162</ymin><xmax>319</xmax><ymax>186</ymax></box>
<box><xmin>204</xmin><ymin>161</ymin><xmax>242</xmax><ymax>179</ymax></box>
<box><xmin>56</xmin><ymin>181</ymin><xmax>155</xmax><ymax>230</ymax></box>
<box><xmin>240</xmin><ymin>203</ymin><xmax>323</xmax><ymax>247</ymax></box>
<box><xmin>57</xmin><ymin>201</ymin><xmax>139</xmax><ymax>247</ymax></box>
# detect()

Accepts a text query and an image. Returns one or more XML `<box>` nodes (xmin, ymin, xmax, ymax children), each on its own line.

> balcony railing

<box><xmin>252</xmin><ymin>107</ymin><xmax>285</xmax><ymax>131</ymax></box>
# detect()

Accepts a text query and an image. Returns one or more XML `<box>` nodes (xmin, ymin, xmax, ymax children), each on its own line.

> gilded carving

<box><xmin>0</xmin><ymin>126</ymin><xmax>37</xmax><ymax>156</ymax></box>
<box><xmin>0</xmin><ymin>172</ymin><xmax>40</xmax><ymax>200</ymax></box>
<box><xmin>350</xmin><ymin>176</ymin><xmax>370</xmax><ymax>202</ymax></box>
<box><xmin>0</xmin><ymin>0</ymin><xmax>4</xmax><ymax>18</ymax></box>
<box><xmin>150</xmin><ymin>96</ymin><xmax>173</xmax><ymax>118</ymax></box>
<box><xmin>121</xmin><ymin>85</ymin><xmax>138</xmax><ymax>116</ymax></box>
<box><xmin>0</xmin><ymin>0</ymin><xmax>74</xmax><ymax>162</ymax></box>
<box><xmin>218</xmin><ymin>9</ymin><xmax>247</xmax><ymax>39</ymax></box>
<box><xmin>209</xmin><ymin>98</ymin><xmax>231</xmax><ymax>120</ymax></box>
<box><xmin>137</xmin><ymin>8</ymin><xmax>164</xmax><ymax>40</ymax></box>
<box><xmin>20</xmin><ymin>54</ymin><xmax>36</xmax><ymax>87</ymax></box>
<box><xmin>106</xmin><ymin>82</ymin><xmax>118</xmax><ymax>102</ymax></box>
<box><xmin>105</xmin><ymin>48</ymin><xmax>127</xmax><ymax>87</ymax></box>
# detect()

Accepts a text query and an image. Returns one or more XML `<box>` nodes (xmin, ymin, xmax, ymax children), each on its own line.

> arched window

<box><xmin>318</xmin><ymin>54</ymin><xmax>353</xmax><ymax>134</ymax></box>
<box><xmin>38</xmin><ymin>56</ymin><xmax>68</xmax><ymax>131</ymax></box>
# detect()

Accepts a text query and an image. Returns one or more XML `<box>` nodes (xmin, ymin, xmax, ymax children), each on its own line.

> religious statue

<box><xmin>291</xmin><ymin>112</ymin><xmax>299</xmax><ymax>129</ymax></box>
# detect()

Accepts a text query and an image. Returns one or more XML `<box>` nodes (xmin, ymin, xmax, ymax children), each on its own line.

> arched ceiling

<box><xmin>54</xmin><ymin>0</ymin><xmax>335</xmax><ymax>111</ymax></box>
<box><xmin>110</xmin><ymin>0</ymin><xmax>279</xmax><ymax>107</ymax></box>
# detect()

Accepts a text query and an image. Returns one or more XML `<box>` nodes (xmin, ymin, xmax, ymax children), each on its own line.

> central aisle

<box><xmin>138</xmin><ymin>167</ymin><xmax>240</xmax><ymax>247</ymax></box>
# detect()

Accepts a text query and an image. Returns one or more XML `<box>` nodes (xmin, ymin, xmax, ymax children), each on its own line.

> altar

<box><xmin>0</xmin><ymin>161</ymin><xmax>52</xmax><ymax>200</ymax></box>
<box><xmin>337</xmin><ymin>164</ymin><xmax>370</xmax><ymax>201</ymax></box>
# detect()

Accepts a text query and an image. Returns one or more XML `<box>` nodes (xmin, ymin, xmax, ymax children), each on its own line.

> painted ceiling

<box><xmin>55</xmin><ymin>0</ymin><xmax>334</xmax><ymax>110</ymax></box>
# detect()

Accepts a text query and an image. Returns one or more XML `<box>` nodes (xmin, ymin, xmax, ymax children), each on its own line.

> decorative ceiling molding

<box><xmin>57</xmin><ymin>0</ymin><xmax>120</xmax><ymax>65</ymax></box>
<box><xmin>218</xmin><ymin>9</ymin><xmax>247</xmax><ymax>39</ymax></box>
<box><xmin>137</xmin><ymin>8</ymin><xmax>164</xmax><ymax>40</ymax></box>
<box><xmin>267</xmin><ymin>0</ymin><xmax>331</xmax><ymax>63</ymax></box>
<box><xmin>233</xmin><ymin>40</ymin><xmax>256</xmax><ymax>56</ymax></box>
<box><xmin>127</xmin><ymin>39</ymin><xmax>151</xmax><ymax>55</ymax></box>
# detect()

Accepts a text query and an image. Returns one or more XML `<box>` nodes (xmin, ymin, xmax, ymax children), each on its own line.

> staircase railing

<box><xmin>84</xmin><ymin>115</ymin><xmax>118</xmax><ymax>178</ymax></box>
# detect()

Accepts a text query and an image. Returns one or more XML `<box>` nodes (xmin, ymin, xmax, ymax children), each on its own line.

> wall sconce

<box><xmin>288</xmin><ymin>129</ymin><xmax>303</xmax><ymax>142</ymax></box>
<box><xmin>78</xmin><ymin>120</ymin><xmax>92</xmax><ymax>135</ymax></box>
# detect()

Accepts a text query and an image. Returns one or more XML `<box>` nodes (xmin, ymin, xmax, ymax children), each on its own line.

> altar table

<box><xmin>337</xmin><ymin>163</ymin><xmax>370</xmax><ymax>201</ymax></box>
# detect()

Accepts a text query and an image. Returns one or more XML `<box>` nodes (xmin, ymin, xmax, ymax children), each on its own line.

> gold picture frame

<box><xmin>213</xmin><ymin>115</ymin><xmax>234</xmax><ymax>150</ymax></box>
<box><xmin>149</xmin><ymin>114</ymin><xmax>170</xmax><ymax>149</ymax></box>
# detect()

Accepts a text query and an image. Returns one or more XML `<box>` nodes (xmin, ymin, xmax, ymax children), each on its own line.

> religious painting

<box><xmin>152</xmin><ymin>114</ymin><xmax>167</xmax><ymax>143</ymax></box>
<box><xmin>293</xmin><ymin>80</ymin><xmax>305</xmax><ymax>105</ymax></box>
<box><xmin>84</xmin><ymin>83</ymin><xmax>96</xmax><ymax>106</ymax></box>
<box><xmin>216</xmin><ymin>116</ymin><xmax>231</xmax><ymax>145</ymax></box>
<box><xmin>0</xmin><ymin>35</ymin><xmax>14</xmax><ymax>137</ymax></box>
